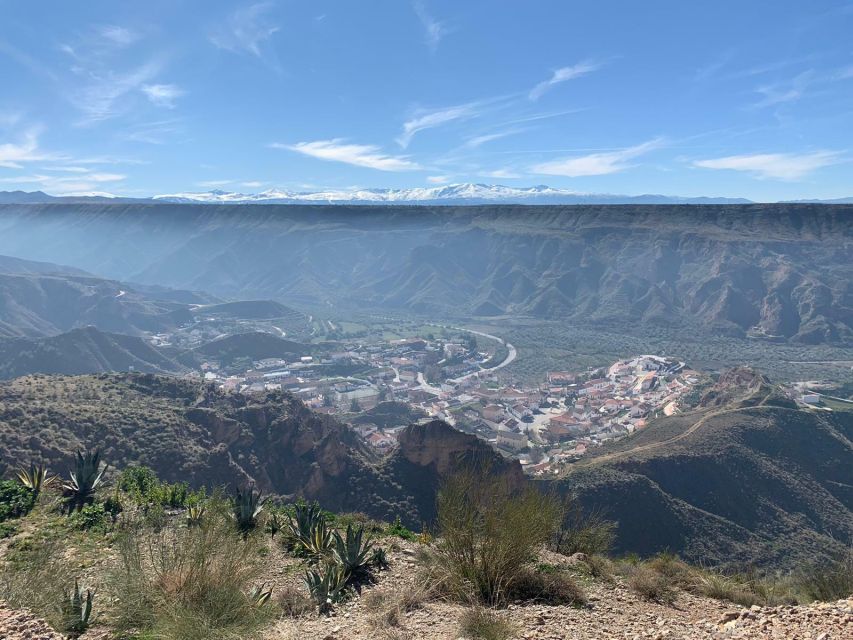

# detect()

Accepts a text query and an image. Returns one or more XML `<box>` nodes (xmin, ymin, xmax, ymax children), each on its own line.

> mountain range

<box><xmin>6</xmin><ymin>185</ymin><xmax>853</xmax><ymax>205</ymax></box>
<box><xmin>0</xmin><ymin>203</ymin><xmax>849</xmax><ymax>344</ymax></box>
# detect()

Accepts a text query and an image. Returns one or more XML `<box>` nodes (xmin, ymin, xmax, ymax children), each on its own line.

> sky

<box><xmin>0</xmin><ymin>0</ymin><xmax>852</xmax><ymax>201</ymax></box>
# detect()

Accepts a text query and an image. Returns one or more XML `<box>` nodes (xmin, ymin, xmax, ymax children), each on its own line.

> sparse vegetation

<box><xmin>432</xmin><ymin>468</ymin><xmax>563</xmax><ymax>605</ymax></box>
<box><xmin>61</xmin><ymin>449</ymin><xmax>107</xmax><ymax>513</ymax></box>
<box><xmin>458</xmin><ymin>607</ymin><xmax>517</xmax><ymax>640</ymax></box>
<box><xmin>626</xmin><ymin>565</ymin><xmax>678</xmax><ymax>605</ymax></box>
<box><xmin>60</xmin><ymin>579</ymin><xmax>93</xmax><ymax>639</ymax></box>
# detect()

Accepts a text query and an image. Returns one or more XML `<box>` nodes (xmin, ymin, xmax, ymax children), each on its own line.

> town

<box><xmin>192</xmin><ymin>325</ymin><xmax>700</xmax><ymax>475</ymax></box>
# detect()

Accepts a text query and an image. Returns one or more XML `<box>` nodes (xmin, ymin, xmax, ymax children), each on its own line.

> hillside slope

<box><xmin>559</xmin><ymin>380</ymin><xmax>853</xmax><ymax>568</ymax></box>
<box><xmin>0</xmin><ymin>327</ymin><xmax>184</xmax><ymax>379</ymax></box>
<box><xmin>0</xmin><ymin>203</ymin><xmax>850</xmax><ymax>343</ymax></box>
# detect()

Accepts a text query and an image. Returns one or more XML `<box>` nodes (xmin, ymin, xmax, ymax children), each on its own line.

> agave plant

<box><xmin>62</xmin><ymin>450</ymin><xmax>107</xmax><ymax>513</ymax></box>
<box><xmin>305</xmin><ymin>517</ymin><xmax>334</xmax><ymax>560</ymax></box>
<box><xmin>265</xmin><ymin>511</ymin><xmax>283</xmax><ymax>539</ymax></box>
<box><xmin>232</xmin><ymin>485</ymin><xmax>265</xmax><ymax>535</ymax></box>
<box><xmin>186</xmin><ymin>503</ymin><xmax>206</xmax><ymax>527</ymax></box>
<box><xmin>248</xmin><ymin>582</ymin><xmax>273</xmax><ymax>606</ymax></box>
<box><xmin>61</xmin><ymin>579</ymin><xmax>94</xmax><ymax>639</ymax></box>
<box><xmin>16</xmin><ymin>462</ymin><xmax>56</xmax><ymax>497</ymax></box>
<box><xmin>332</xmin><ymin>524</ymin><xmax>375</xmax><ymax>577</ymax></box>
<box><xmin>287</xmin><ymin>501</ymin><xmax>324</xmax><ymax>546</ymax></box>
<box><xmin>304</xmin><ymin>563</ymin><xmax>349</xmax><ymax>614</ymax></box>
<box><xmin>371</xmin><ymin>546</ymin><xmax>389</xmax><ymax>570</ymax></box>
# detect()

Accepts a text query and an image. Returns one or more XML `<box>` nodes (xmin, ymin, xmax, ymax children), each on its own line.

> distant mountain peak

<box><xmin>149</xmin><ymin>183</ymin><xmax>753</xmax><ymax>205</ymax></box>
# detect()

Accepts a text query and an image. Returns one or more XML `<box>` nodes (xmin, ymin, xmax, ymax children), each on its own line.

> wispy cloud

<box><xmin>531</xmin><ymin>138</ymin><xmax>664</xmax><ymax>177</ymax></box>
<box><xmin>427</xmin><ymin>175</ymin><xmax>451</xmax><ymax>183</ymax></box>
<box><xmin>142</xmin><ymin>84</ymin><xmax>185</xmax><ymax>108</ymax></box>
<box><xmin>480</xmin><ymin>168</ymin><xmax>522</xmax><ymax>179</ymax></box>
<box><xmin>529</xmin><ymin>60</ymin><xmax>602</xmax><ymax>101</ymax></box>
<box><xmin>0</xmin><ymin>168</ymin><xmax>127</xmax><ymax>195</ymax></box>
<box><xmin>463</xmin><ymin>130</ymin><xmax>522</xmax><ymax>149</ymax></box>
<box><xmin>242</xmin><ymin>180</ymin><xmax>265</xmax><ymax>188</ymax></box>
<box><xmin>196</xmin><ymin>179</ymin><xmax>234</xmax><ymax>188</ymax></box>
<box><xmin>98</xmin><ymin>25</ymin><xmax>138</xmax><ymax>47</ymax></box>
<box><xmin>274</xmin><ymin>139</ymin><xmax>422</xmax><ymax>171</ymax></box>
<box><xmin>693</xmin><ymin>150</ymin><xmax>843</xmax><ymax>180</ymax></box>
<box><xmin>70</xmin><ymin>60</ymin><xmax>162</xmax><ymax>124</ymax></box>
<box><xmin>412</xmin><ymin>1</ymin><xmax>447</xmax><ymax>53</ymax></box>
<box><xmin>210</xmin><ymin>2</ymin><xmax>280</xmax><ymax>70</ymax></box>
<box><xmin>752</xmin><ymin>70</ymin><xmax>814</xmax><ymax>108</ymax></box>
<box><xmin>397</xmin><ymin>101</ymin><xmax>483</xmax><ymax>148</ymax></box>
<box><xmin>0</xmin><ymin>128</ymin><xmax>57</xmax><ymax>168</ymax></box>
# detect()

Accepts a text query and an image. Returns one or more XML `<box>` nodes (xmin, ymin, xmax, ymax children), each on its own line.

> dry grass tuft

<box><xmin>458</xmin><ymin>607</ymin><xmax>517</xmax><ymax>640</ymax></box>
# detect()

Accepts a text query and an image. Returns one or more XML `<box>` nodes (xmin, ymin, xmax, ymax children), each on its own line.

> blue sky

<box><xmin>1</xmin><ymin>0</ymin><xmax>852</xmax><ymax>200</ymax></box>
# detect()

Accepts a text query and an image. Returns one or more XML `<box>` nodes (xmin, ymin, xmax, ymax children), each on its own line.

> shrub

<box><xmin>276</xmin><ymin>584</ymin><xmax>314</xmax><ymax>617</ymax></box>
<box><xmin>458</xmin><ymin>607</ymin><xmax>516</xmax><ymax>640</ymax></box>
<box><xmin>110</xmin><ymin>513</ymin><xmax>270</xmax><ymax>639</ymax></box>
<box><xmin>0</xmin><ymin>538</ymin><xmax>76</xmax><ymax>631</ymax></box>
<box><xmin>795</xmin><ymin>549</ymin><xmax>853</xmax><ymax>602</ymax></box>
<box><xmin>692</xmin><ymin>571</ymin><xmax>761</xmax><ymax>607</ymax></box>
<box><xmin>627</xmin><ymin>566</ymin><xmax>678</xmax><ymax>605</ymax></box>
<box><xmin>386</xmin><ymin>516</ymin><xmax>416</xmax><ymax>541</ymax></box>
<box><xmin>645</xmin><ymin>552</ymin><xmax>692</xmax><ymax>587</ymax></box>
<box><xmin>552</xmin><ymin>505</ymin><xmax>616</xmax><ymax>556</ymax></box>
<box><xmin>509</xmin><ymin>566</ymin><xmax>587</xmax><ymax>605</ymax></box>
<box><xmin>69</xmin><ymin>503</ymin><xmax>111</xmax><ymax>532</ymax></box>
<box><xmin>433</xmin><ymin>468</ymin><xmax>563</xmax><ymax>606</ymax></box>
<box><xmin>0</xmin><ymin>479</ymin><xmax>35</xmax><ymax>522</ymax></box>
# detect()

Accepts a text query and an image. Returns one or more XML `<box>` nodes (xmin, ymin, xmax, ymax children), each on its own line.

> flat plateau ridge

<box><xmin>0</xmin><ymin>203</ymin><xmax>850</xmax><ymax>344</ymax></box>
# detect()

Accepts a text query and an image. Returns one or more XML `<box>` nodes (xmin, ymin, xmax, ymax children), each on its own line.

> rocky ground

<box><xmin>1</xmin><ymin>539</ymin><xmax>850</xmax><ymax>640</ymax></box>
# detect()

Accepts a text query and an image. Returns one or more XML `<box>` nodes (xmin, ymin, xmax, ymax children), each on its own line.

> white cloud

<box><xmin>463</xmin><ymin>130</ymin><xmax>521</xmax><ymax>149</ymax></box>
<box><xmin>210</xmin><ymin>2</ymin><xmax>280</xmax><ymax>69</ymax></box>
<box><xmin>397</xmin><ymin>102</ymin><xmax>481</xmax><ymax>148</ymax></box>
<box><xmin>529</xmin><ymin>60</ymin><xmax>602</xmax><ymax>101</ymax></box>
<box><xmin>531</xmin><ymin>138</ymin><xmax>663</xmax><ymax>177</ymax></box>
<box><xmin>427</xmin><ymin>175</ymin><xmax>451</xmax><ymax>183</ymax></box>
<box><xmin>98</xmin><ymin>25</ymin><xmax>138</xmax><ymax>47</ymax></box>
<box><xmin>693</xmin><ymin>151</ymin><xmax>843</xmax><ymax>180</ymax></box>
<box><xmin>275</xmin><ymin>139</ymin><xmax>421</xmax><ymax>171</ymax></box>
<box><xmin>0</xmin><ymin>128</ymin><xmax>56</xmax><ymax>168</ymax></box>
<box><xmin>413</xmin><ymin>1</ymin><xmax>446</xmax><ymax>53</ymax></box>
<box><xmin>242</xmin><ymin>181</ymin><xmax>265</xmax><ymax>188</ymax></box>
<box><xmin>142</xmin><ymin>84</ymin><xmax>185</xmax><ymax>108</ymax></box>
<box><xmin>480</xmin><ymin>168</ymin><xmax>522</xmax><ymax>179</ymax></box>
<box><xmin>752</xmin><ymin>71</ymin><xmax>813</xmax><ymax>109</ymax></box>
<box><xmin>197</xmin><ymin>179</ymin><xmax>234</xmax><ymax>187</ymax></box>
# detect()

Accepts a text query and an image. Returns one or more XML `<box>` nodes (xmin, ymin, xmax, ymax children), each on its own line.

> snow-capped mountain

<box><xmin>151</xmin><ymin>184</ymin><xmax>752</xmax><ymax>205</ymax></box>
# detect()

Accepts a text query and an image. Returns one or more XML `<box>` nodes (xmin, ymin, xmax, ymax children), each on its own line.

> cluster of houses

<box><xmin>196</xmin><ymin>330</ymin><xmax>698</xmax><ymax>476</ymax></box>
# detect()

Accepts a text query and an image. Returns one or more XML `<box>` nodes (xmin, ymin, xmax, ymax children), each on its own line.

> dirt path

<box><xmin>571</xmin><ymin>388</ymin><xmax>774</xmax><ymax>470</ymax></box>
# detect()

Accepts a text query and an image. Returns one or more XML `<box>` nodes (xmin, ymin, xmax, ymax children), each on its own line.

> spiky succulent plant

<box><xmin>304</xmin><ymin>563</ymin><xmax>349</xmax><ymax>614</ymax></box>
<box><xmin>232</xmin><ymin>485</ymin><xmax>265</xmax><ymax>535</ymax></box>
<box><xmin>62</xmin><ymin>450</ymin><xmax>107</xmax><ymax>513</ymax></box>
<box><xmin>15</xmin><ymin>462</ymin><xmax>55</xmax><ymax>497</ymax></box>
<box><xmin>248</xmin><ymin>582</ymin><xmax>273</xmax><ymax>606</ymax></box>
<box><xmin>332</xmin><ymin>524</ymin><xmax>374</xmax><ymax>577</ymax></box>
<box><xmin>186</xmin><ymin>503</ymin><xmax>206</xmax><ymax>527</ymax></box>
<box><xmin>62</xmin><ymin>579</ymin><xmax>94</xmax><ymax>639</ymax></box>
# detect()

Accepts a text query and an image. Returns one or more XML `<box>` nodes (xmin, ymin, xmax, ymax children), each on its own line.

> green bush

<box><xmin>433</xmin><ymin>468</ymin><xmax>563</xmax><ymax>606</ymax></box>
<box><xmin>795</xmin><ymin>549</ymin><xmax>853</xmax><ymax>602</ymax></box>
<box><xmin>0</xmin><ymin>479</ymin><xmax>36</xmax><ymax>522</ymax></box>
<box><xmin>552</xmin><ymin>505</ymin><xmax>615</xmax><ymax>556</ymax></box>
<box><xmin>110</xmin><ymin>513</ymin><xmax>270</xmax><ymax>639</ymax></box>
<box><xmin>386</xmin><ymin>516</ymin><xmax>416</xmax><ymax>541</ymax></box>
<box><xmin>117</xmin><ymin>465</ymin><xmax>202</xmax><ymax>508</ymax></box>
<box><xmin>69</xmin><ymin>503</ymin><xmax>111</xmax><ymax>533</ymax></box>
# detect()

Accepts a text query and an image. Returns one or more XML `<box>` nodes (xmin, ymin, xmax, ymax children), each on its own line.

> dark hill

<box><xmin>558</xmin><ymin>377</ymin><xmax>853</xmax><ymax>569</ymax></box>
<box><xmin>0</xmin><ymin>203</ymin><xmax>849</xmax><ymax>343</ymax></box>
<box><xmin>0</xmin><ymin>272</ymin><xmax>190</xmax><ymax>338</ymax></box>
<box><xmin>194</xmin><ymin>300</ymin><xmax>304</xmax><ymax>320</ymax></box>
<box><xmin>0</xmin><ymin>374</ymin><xmax>518</xmax><ymax>526</ymax></box>
<box><xmin>0</xmin><ymin>327</ymin><xmax>183</xmax><ymax>379</ymax></box>
<box><xmin>186</xmin><ymin>331</ymin><xmax>311</xmax><ymax>366</ymax></box>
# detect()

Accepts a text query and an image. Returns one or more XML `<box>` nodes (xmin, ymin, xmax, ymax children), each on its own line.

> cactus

<box><xmin>304</xmin><ymin>563</ymin><xmax>349</xmax><ymax>614</ymax></box>
<box><xmin>62</xmin><ymin>450</ymin><xmax>107</xmax><ymax>513</ymax></box>
<box><xmin>232</xmin><ymin>485</ymin><xmax>265</xmax><ymax>534</ymax></box>
<box><xmin>332</xmin><ymin>524</ymin><xmax>374</xmax><ymax>576</ymax></box>
<box><xmin>287</xmin><ymin>501</ymin><xmax>324</xmax><ymax>547</ymax></box>
<box><xmin>62</xmin><ymin>579</ymin><xmax>93</xmax><ymax>638</ymax></box>
<box><xmin>15</xmin><ymin>462</ymin><xmax>55</xmax><ymax>497</ymax></box>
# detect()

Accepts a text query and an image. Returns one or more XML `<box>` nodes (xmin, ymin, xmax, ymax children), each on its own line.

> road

<box><xmin>414</xmin><ymin>326</ymin><xmax>517</xmax><ymax>393</ymax></box>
